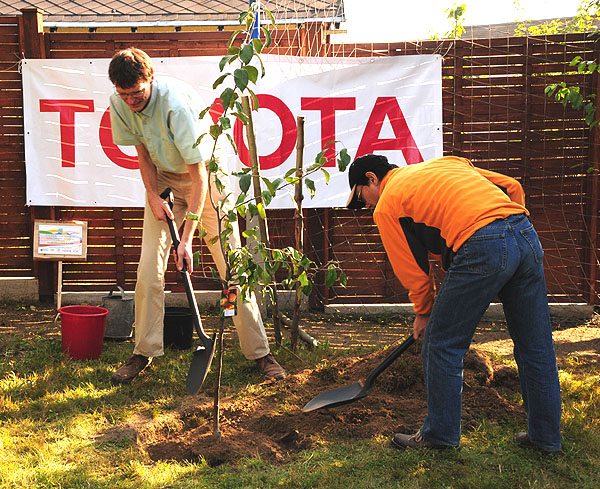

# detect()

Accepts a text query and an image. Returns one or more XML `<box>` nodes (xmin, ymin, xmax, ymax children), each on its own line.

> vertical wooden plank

<box><xmin>114</xmin><ymin>208</ymin><xmax>125</xmax><ymax>287</ymax></box>
<box><xmin>521</xmin><ymin>37</ymin><xmax>532</xmax><ymax>195</ymax></box>
<box><xmin>19</xmin><ymin>8</ymin><xmax>45</xmax><ymax>60</ymax></box>
<box><xmin>452</xmin><ymin>41</ymin><xmax>465</xmax><ymax>156</ymax></box>
<box><xmin>20</xmin><ymin>8</ymin><xmax>56</xmax><ymax>300</ymax></box>
<box><xmin>585</xmin><ymin>41</ymin><xmax>600</xmax><ymax>305</ymax></box>
<box><xmin>306</xmin><ymin>209</ymin><xmax>324</xmax><ymax>310</ymax></box>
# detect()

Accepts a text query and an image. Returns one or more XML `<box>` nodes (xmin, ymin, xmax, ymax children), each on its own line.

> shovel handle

<box><xmin>363</xmin><ymin>334</ymin><xmax>415</xmax><ymax>386</ymax></box>
<box><xmin>159</xmin><ymin>188</ymin><xmax>212</xmax><ymax>345</ymax></box>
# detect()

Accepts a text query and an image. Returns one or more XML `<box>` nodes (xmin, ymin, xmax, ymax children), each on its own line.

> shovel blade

<box><xmin>302</xmin><ymin>381</ymin><xmax>371</xmax><ymax>412</ymax></box>
<box><xmin>185</xmin><ymin>341</ymin><xmax>215</xmax><ymax>395</ymax></box>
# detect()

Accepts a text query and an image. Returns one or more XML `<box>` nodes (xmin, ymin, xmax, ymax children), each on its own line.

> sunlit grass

<box><xmin>0</xmin><ymin>303</ymin><xmax>598</xmax><ymax>488</ymax></box>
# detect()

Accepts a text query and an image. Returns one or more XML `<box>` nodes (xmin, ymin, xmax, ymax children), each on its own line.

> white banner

<box><xmin>22</xmin><ymin>55</ymin><xmax>442</xmax><ymax>208</ymax></box>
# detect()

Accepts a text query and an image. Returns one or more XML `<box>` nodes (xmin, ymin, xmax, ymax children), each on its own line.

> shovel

<box><xmin>302</xmin><ymin>334</ymin><xmax>415</xmax><ymax>412</ymax></box>
<box><xmin>160</xmin><ymin>188</ymin><xmax>216</xmax><ymax>395</ymax></box>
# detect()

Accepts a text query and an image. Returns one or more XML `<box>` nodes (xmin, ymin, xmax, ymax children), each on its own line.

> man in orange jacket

<box><xmin>346</xmin><ymin>153</ymin><xmax>561</xmax><ymax>454</ymax></box>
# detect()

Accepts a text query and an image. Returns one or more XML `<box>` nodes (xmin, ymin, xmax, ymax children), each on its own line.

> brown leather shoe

<box><xmin>391</xmin><ymin>430</ymin><xmax>456</xmax><ymax>450</ymax></box>
<box><xmin>256</xmin><ymin>353</ymin><xmax>286</xmax><ymax>380</ymax></box>
<box><xmin>515</xmin><ymin>432</ymin><xmax>562</xmax><ymax>456</ymax></box>
<box><xmin>111</xmin><ymin>354</ymin><xmax>152</xmax><ymax>384</ymax></box>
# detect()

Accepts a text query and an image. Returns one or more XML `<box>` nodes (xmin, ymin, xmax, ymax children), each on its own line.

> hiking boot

<box><xmin>391</xmin><ymin>430</ymin><xmax>456</xmax><ymax>450</ymax></box>
<box><xmin>111</xmin><ymin>354</ymin><xmax>152</xmax><ymax>384</ymax></box>
<box><xmin>515</xmin><ymin>432</ymin><xmax>562</xmax><ymax>456</ymax></box>
<box><xmin>256</xmin><ymin>353</ymin><xmax>286</xmax><ymax>380</ymax></box>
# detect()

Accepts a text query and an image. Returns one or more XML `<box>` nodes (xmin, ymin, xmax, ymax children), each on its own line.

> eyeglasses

<box><xmin>115</xmin><ymin>85</ymin><xmax>147</xmax><ymax>100</ymax></box>
<box><xmin>356</xmin><ymin>185</ymin><xmax>365</xmax><ymax>204</ymax></box>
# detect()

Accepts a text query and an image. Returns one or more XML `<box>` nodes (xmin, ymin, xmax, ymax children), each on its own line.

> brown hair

<box><xmin>108</xmin><ymin>47</ymin><xmax>154</xmax><ymax>88</ymax></box>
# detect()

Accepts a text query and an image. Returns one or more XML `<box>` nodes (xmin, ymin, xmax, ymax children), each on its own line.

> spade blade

<box><xmin>185</xmin><ymin>340</ymin><xmax>216</xmax><ymax>395</ymax></box>
<box><xmin>302</xmin><ymin>381</ymin><xmax>372</xmax><ymax>412</ymax></box>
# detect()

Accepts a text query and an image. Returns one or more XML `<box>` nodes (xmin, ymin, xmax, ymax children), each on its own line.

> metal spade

<box><xmin>302</xmin><ymin>334</ymin><xmax>415</xmax><ymax>412</ymax></box>
<box><xmin>160</xmin><ymin>188</ymin><xmax>216</xmax><ymax>395</ymax></box>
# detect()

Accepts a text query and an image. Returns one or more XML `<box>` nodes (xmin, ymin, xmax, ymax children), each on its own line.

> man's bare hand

<box><xmin>149</xmin><ymin>194</ymin><xmax>174</xmax><ymax>223</ymax></box>
<box><xmin>413</xmin><ymin>314</ymin><xmax>430</xmax><ymax>339</ymax></box>
<box><xmin>176</xmin><ymin>240</ymin><xmax>193</xmax><ymax>273</ymax></box>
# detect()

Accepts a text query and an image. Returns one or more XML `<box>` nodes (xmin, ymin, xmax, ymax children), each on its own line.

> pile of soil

<box><xmin>136</xmin><ymin>345</ymin><xmax>524</xmax><ymax>466</ymax></box>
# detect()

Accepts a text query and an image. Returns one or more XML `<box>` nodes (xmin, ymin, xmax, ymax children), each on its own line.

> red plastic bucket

<box><xmin>58</xmin><ymin>305</ymin><xmax>109</xmax><ymax>360</ymax></box>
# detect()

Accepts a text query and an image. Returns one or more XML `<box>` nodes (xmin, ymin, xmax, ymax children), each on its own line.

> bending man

<box><xmin>346</xmin><ymin>153</ymin><xmax>561</xmax><ymax>454</ymax></box>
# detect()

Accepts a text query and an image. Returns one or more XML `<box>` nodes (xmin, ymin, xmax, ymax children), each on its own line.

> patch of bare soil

<box><xmin>138</xmin><ymin>345</ymin><xmax>525</xmax><ymax>466</ymax></box>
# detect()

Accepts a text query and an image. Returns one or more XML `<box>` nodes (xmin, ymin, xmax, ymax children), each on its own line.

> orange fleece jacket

<box><xmin>373</xmin><ymin>156</ymin><xmax>527</xmax><ymax>315</ymax></box>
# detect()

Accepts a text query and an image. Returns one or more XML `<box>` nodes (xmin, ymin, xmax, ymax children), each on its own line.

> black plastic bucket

<box><xmin>163</xmin><ymin>307</ymin><xmax>194</xmax><ymax>350</ymax></box>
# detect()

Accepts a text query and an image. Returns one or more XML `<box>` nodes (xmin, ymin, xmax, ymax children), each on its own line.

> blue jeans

<box><xmin>420</xmin><ymin>214</ymin><xmax>562</xmax><ymax>451</ymax></box>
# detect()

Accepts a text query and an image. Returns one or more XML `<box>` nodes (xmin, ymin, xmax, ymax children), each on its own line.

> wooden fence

<box><xmin>1</xmin><ymin>8</ymin><xmax>598</xmax><ymax>306</ymax></box>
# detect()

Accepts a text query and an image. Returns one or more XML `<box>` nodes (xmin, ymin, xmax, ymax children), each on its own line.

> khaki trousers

<box><xmin>132</xmin><ymin>169</ymin><xmax>270</xmax><ymax>360</ymax></box>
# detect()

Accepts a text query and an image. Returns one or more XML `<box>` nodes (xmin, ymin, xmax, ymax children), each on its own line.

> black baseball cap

<box><xmin>345</xmin><ymin>154</ymin><xmax>397</xmax><ymax>209</ymax></box>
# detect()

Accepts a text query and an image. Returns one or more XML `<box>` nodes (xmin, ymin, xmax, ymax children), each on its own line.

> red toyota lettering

<box><xmin>301</xmin><ymin>97</ymin><xmax>355</xmax><ymax>167</ymax></box>
<box><xmin>356</xmin><ymin>97</ymin><xmax>424</xmax><ymax>165</ymax></box>
<box><xmin>39</xmin><ymin>99</ymin><xmax>95</xmax><ymax>168</ymax></box>
<box><xmin>99</xmin><ymin>108</ymin><xmax>139</xmax><ymax>170</ymax></box>
<box><xmin>211</xmin><ymin>95</ymin><xmax>296</xmax><ymax>170</ymax></box>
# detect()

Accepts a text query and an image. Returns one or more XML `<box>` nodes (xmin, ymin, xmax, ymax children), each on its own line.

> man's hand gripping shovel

<box><xmin>160</xmin><ymin>188</ymin><xmax>215</xmax><ymax>395</ymax></box>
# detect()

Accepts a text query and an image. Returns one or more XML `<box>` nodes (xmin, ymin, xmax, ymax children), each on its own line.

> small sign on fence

<box><xmin>33</xmin><ymin>220</ymin><xmax>88</xmax><ymax>261</ymax></box>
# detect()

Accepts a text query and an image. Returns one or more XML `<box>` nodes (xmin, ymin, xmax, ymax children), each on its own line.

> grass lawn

<box><xmin>0</xmin><ymin>301</ymin><xmax>599</xmax><ymax>488</ymax></box>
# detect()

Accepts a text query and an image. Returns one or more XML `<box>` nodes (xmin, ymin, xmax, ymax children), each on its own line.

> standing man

<box><xmin>346</xmin><ymin>154</ymin><xmax>561</xmax><ymax>454</ymax></box>
<box><xmin>108</xmin><ymin>47</ymin><xmax>285</xmax><ymax>384</ymax></box>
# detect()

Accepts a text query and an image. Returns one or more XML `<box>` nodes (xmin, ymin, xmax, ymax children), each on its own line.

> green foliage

<box><xmin>445</xmin><ymin>3</ymin><xmax>467</xmax><ymax>39</ymax></box>
<box><xmin>431</xmin><ymin>3</ymin><xmax>467</xmax><ymax>39</ymax></box>
<box><xmin>515</xmin><ymin>0</ymin><xmax>599</xmax><ymax>36</ymax></box>
<box><xmin>538</xmin><ymin>2</ymin><xmax>600</xmax><ymax>130</ymax></box>
<box><xmin>192</xmin><ymin>3</ymin><xmax>349</xmax><ymax>305</ymax></box>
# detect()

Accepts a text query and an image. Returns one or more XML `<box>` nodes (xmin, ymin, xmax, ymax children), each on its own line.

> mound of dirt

<box><xmin>134</xmin><ymin>344</ymin><xmax>525</xmax><ymax>466</ymax></box>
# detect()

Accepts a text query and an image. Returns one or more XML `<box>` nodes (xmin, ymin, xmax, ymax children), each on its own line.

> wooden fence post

<box><xmin>20</xmin><ymin>8</ymin><xmax>56</xmax><ymax>301</ymax></box>
<box><xmin>586</xmin><ymin>39</ymin><xmax>600</xmax><ymax>305</ymax></box>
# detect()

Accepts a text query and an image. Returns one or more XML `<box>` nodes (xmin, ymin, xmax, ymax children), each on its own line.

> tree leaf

<box><xmin>305</xmin><ymin>178</ymin><xmax>316</xmax><ymax>198</ymax></box>
<box><xmin>243</xmin><ymin>65</ymin><xmax>259</xmax><ymax>84</ymax></box>
<box><xmin>238</xmin><ymin>11</ymin><xmax>249</xmax><ymax>24</ymax></box>
<box><xmin>218</xmin><ymin>116</ymin><xmax>231</xmax><ymax>130</ymax></box>
<box><xmin>261</xmin><ymin>26</ymin><xmax>272</xmax><ymax>48</ymax></box>
<box><xmin>263</xmin><ymin>8</ymin><xmax>276</xmax><ymax>26</ymax></box>
<box><xmin>219</xmin><ymin>55</ymin><xmax>232</xmax><ymax>72</ymax></box>
<box><xmin>257</xmin><ymin>202</ymin><xmax>266</xmax><ymax>220</ymax></box>
<box><xmin>220</xmin><ymin>87</ymin><xmax>235</xmax><ymax>109</ymax></box>
<box><xmin>247</xmin><ymin>87</ymin><xmax>260</xmax><ymax>111</ymax></box>
<box><xmin>199</xmin><ymin>105</ymin><xmax>212</xmax><ymax>121</ymax></box>
<box><xmin>240</xmin><ymin>43</ymin><xmax>254</xmax><ymax>64</ymax></box>
<box><xmin>298</xmin><ymin>270</ymin><xmax>309</xmax><ymax>288</ymax></box>
<box><xmin>251</xmin><ymin>38</ymin><xmax>263</xmax><ymax>54</ymax></box>
<box><xmin>242</xmin><ymin>228</ymin><xmax>258</xmax><ymax>239</ymax></box>
<box><xmin>234</xmin><ymin>68</ymin><xmax>249</xmax><ymax>92</ymax></box>
<box><xmin>193</xmin><ymin>132</ymin><xmax>206</xmax><ymax>149</ymax></box>
<box><xmin>261</xmin><ymin>189</ymin><xmax>273</xmax><ymax>206</ymax></box>
<box><xmin>239</xmin><ymin>173</ymin><xmax>251</xmax><ymax>193</ymax></box>
<box><xmin>325</xmin><ymin>267</ymin><xmax>337</xmax><ymax>287</ymax></box>
<box><xmin>227</xmin><ymin>30</ymin><xmax>241</xmax><ymax>48</ymax></box>
<box><xmin>225</xmin><ymin>132</ymin><xmax>238</xmax><ymax>154</ymax></box>
<box><xmin>248</xmin><ymin>202</ymin><xmax>258</xmax><ymax>217</ymax></box>
<box><xmin>213</xmin><ymin>73</ymin><xmax>229</xmax><ymax>89</ymax></box>
<box><xmin>338</xmin><ymin>148</ymin><xmax>351</xmax><ymax>171</ymax></box>
<box><xmin>209</xmin><ymin>124</ymin><xmax>222</xmax><ymax>140</ymax></box>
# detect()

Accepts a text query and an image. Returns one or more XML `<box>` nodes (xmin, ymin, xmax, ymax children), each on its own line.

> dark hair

<box><xmin>348</xmin><ymin>154</ymin><xmax>397</xmax><ymax>188</ymax></box>
<box><xmin>346</xmin><ymin>154</ymin><xmax>398</xmax><ymax>209</ymax></box>
<box><xmin>108</xmin><ymin>48</ymin><xmax>154</xmax><ymax>88</ymax></box>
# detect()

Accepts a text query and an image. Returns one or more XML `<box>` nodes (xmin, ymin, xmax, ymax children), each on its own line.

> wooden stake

<box><xmin>212</xmin><ymin>315</ymin><xmax>226</xmax><ymax>441</ymax></box>
<box><xmin>291</xmin><ymin>116</ymin><xmax>305</xmax><ymax>350</ymax></box>
<box><xmin>242</xmin><ymin>96</ymin><xmax>283</xmax><ymax>343</ymax></box>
